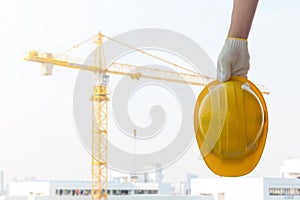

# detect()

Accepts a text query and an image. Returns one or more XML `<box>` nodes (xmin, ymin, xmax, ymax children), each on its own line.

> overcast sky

<box><xmin>0</xmin><ymin>0</ymin><xmax>300</xmax><ymax>188</ymax></box>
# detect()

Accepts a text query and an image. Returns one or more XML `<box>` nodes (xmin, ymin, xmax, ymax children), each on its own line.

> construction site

<box><xmin>1</xmin><ymin>1</ymin><xmax>300</xmax><ymax>200</ymax></box>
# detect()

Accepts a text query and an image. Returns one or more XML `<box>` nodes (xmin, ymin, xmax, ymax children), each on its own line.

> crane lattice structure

<box><xmin>24</xmin><ymin>33</ymin><xmax>269</xmax><ymax>200</ymax></box>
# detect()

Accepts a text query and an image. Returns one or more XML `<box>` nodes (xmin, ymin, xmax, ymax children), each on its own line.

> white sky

<box><xmin>0</xmin><ymin>0</ymin><xmax>300</xmax><ymax>189</ymax></box>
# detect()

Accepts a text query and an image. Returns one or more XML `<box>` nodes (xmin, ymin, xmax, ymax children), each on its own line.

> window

<box><xmin>55</xmin><ymin>189</ymin><xmax>91</xmax><ymax>196</ymax></box>
<box><xmin>269</xmin><ymin>187</ymin><xmax>300</xmax><ymax>196</ymax></box>
<box><xmin>134</xmin><ymin>190</ymin><xmax>158</xmax><ymax>195</ymax></box>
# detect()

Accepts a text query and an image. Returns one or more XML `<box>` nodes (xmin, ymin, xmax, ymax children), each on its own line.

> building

<box><xmin>8</xmin><ymin>180</ymin><xmax>158</xmax><ymax>196</ymax></box>
<box><xmin>111</xmin><ymin>169</ymin><xmax>173</xmax><ymax>194</ymax></box>
<box><xmin>5</xmin><ymin>179</ymin><xmax>212</xmax><ymax>200</ymax></box>
<box><xmin>4</xmin><ymin>196</ymin><xmax>212</xmax><ymax>200</ymax></box>
<box><xmin>280</xmin><ymin>158</ymin><xmax>300</xmax><ymax>178</ymax></box>
<box><xmin>191</xmin><ymin>177</ymin><xmax>300</xmax><ymax>200</ymax></box>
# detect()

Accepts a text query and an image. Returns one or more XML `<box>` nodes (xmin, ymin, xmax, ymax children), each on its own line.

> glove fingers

<box><xmin>231</xmin><ymin>68</ymin><xmax>248</xmax><ymax>78</ymax></box>
<box><xmin>231</xmin><ymin>57</ymin><xmax>250</xmax><ymax>78</ymax></box>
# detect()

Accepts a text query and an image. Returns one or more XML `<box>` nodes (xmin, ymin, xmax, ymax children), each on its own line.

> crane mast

<box><xmin>91</xmin><ymin>85</ymin><xmax>108</xmax><ymax>200</ymax></box>
<box><xmin>91</xmin><ymin>34</ymin><xmax>108</xmax><ymax>200</ymax></box>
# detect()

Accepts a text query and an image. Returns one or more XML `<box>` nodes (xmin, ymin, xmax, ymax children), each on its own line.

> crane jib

<box><xmin>69</xmin><ymin>62</ymin><xmax>94</xmax><ymax>70</ymax></box>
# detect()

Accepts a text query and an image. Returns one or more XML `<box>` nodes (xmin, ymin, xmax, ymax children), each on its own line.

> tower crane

<box><xmin>24</xmin><ymin>33</ymin><xmax>269</xmax><ymax>200</ymax></box>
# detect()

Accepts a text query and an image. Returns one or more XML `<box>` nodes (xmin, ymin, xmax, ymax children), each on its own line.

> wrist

<box><xmin>225</xmin><ymin>37</ymin><xmax>248</xmax><ymax>48</ymax></box>
<box><xmin>228</xmin><ymin>30</ymin><xmax>249</xmax><ymax>40</ymax></box>
<box><xmin>227</xmin><ymin>36</ymin><xmax>247</xmax><ymax>42</ymax></box>
<box><xmin>223</xmin><ymin>37</ymin><xmax>249</xmax><ymax>53</ymax></box>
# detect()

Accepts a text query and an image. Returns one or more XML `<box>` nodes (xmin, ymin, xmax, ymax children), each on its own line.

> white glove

<box><xmin>217</xmin><ymin>37</ymin><xmax>250</xmax><ymax>82</ymax></box>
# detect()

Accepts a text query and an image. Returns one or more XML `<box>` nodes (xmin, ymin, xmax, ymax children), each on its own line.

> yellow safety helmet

<box><xmin>194</xmin><ymin>76</ymin><xmax>268</xmax><ymax>176</ymax></box>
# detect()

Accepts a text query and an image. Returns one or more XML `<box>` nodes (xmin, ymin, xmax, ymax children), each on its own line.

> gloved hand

<box><xmin>217</xmin><ymin>37</ymin><xmax>250</xmax><ymax>82</ymax></box>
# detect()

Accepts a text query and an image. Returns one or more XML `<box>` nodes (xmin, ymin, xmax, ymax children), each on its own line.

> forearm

<box><xmin>228</xmin><ymin>0</ymin><xmax>259</xmax><ymax>39</ymax></box>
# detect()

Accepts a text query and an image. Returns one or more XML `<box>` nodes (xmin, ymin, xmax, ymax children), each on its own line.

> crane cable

<box><xmin>57</xmin><ymin>35</ymin><xmax>96</xmax><ymax>55</ymax></box>
<box><xmin>101</xmin><ymin>33</ymin><xmax>203</xmax><ymax>76</ymax></box>
<box><xmin>57</xmin><ymin>33</ymin><xmax>212</xmax><ymax>83</ymax></box>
